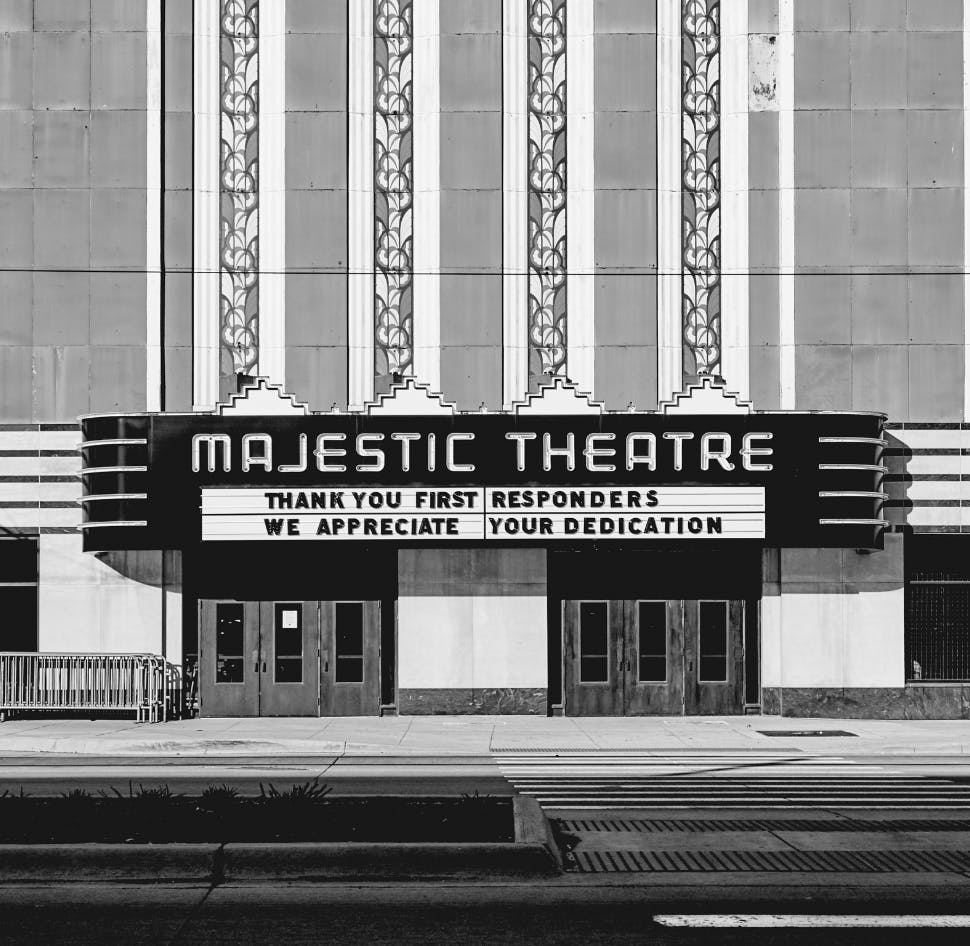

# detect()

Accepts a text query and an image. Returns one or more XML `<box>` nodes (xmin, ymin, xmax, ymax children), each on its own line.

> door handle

<box><xmin>625</xmin><ymin>659</ymin><xmax>631</xmax><ymax>672</ymax></box>
<box><xmin>262</xmin><ymin>661</ymin><xmax>267</xmax><ymax>673</ymax></box>
<box><xmin>689</xmin><ymin>660</ymin><xmax>694</xmax><ymax>672</ymax></box>
<box><xmin>324</xmin><ymin>660</ymin><xmax>329</xmax><ymax>673</ymax></box>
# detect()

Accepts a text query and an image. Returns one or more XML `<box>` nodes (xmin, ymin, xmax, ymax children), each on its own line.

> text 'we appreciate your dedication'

<box><xmin>201</xmin><ymin>486</ymin><xmax>767</xmax><ymax>542</ymax></box>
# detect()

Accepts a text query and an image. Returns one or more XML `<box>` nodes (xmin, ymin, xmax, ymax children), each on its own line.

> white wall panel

<box><xmin>348</xmin><ymin>1</ymin><xmax>375</xmax><ymax>410</ymax></box>
<box><xmin>398</xmin><ymin>595</ymin><xmax>547</xmax><ymax>688</ymax></box>
<box><xmin>502</xmin><ymin>0</ymin><xmax>529</xmax><ymax>408</ymax></box>
<box><xmin>720</xmin><ymin>0</ymin><xmax>749</xmax><ymax>399</ymax></box>
<box><xmin>258</xmin><ymin>0</ymin><xmax>287</xmax><ymax>386</ymax></box>
<box><xmin>777</xmin><ymin>0</ymin><xmax>795</xmax><ymax>409</ymax></box>
<box><xmin>146</xmin><ymin>0</ymin><xmax>162</xmax><ymax>411</ymax></box>
<box><xmin>398</xmin><ymin>596</ymin><xmax>475</xmax><ymax>687</ymax></box>
<box><xmin>656</xmin><ymin>0</ymin><xmax>682</xmax><ymax>403</ymax></box>
<box><xmin>566</xmin><ymin>0</ymin><xmax>595</xmax><ymax>396</ymax></box>
<box><xmin>192</xmin><ymin>0</ymin><xmax>221</xmax><ymax>411</ymax></box>
<box><xmin>764</xmin><ymin>539</ymin><xmax>906</xmax><ymax>689</ymax></box>
<box><xmin>412</xmin><ymin>0</ymin><xmax>441</xmax><ymax>393</ymax></box>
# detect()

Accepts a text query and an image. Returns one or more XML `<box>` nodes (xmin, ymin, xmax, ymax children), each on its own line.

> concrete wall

<box><xmin>1</xmin><ymin>0</ymin><xmax>966</xmax><ymax>421</ymax></box>
<box><xmin>162</xmin><ymin>0</ymin><xmax>193</xmax><ymax>411</ymax></box>
<box><xmin>284</xmin><ymin>0</ymin><xmax>348</xmax><ymax>410</ymax></box>
<box><xmin>38</xmin><ymin>533</ymin><xmax>181</xmax><ymax>663</ymax></box>
<box><xmin>761</xmin><ymin>534</ymin><xmax>905</xmax><ymax>691</ymax></box>
<box><xmin>397</xmin><ymin>548</ymin><xmax>548</xmax><ymax>713</ymax></box>
<box><xmin>593</xmin><ymin>1</ymin><xmax>658</xmax><ymax>410</ymax></box>
<box><xmin>0</xmin><ymin>2</ymin><xmax>150</xmax><ymax>421</ymax></box>
<box><xmin>439</xmin><ymin>0</ymin><xmax>504</xmax><ymax>410</ymax></box>
<box><xmin>751</xmin><ymin>0</ymin><xmax>965</xmax><ymax>418</ymax></box>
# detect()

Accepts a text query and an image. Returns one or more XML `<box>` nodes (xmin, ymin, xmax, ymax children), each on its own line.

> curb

<box><xmin>0</xmin><ymin>844</ymin><xmax>220</xmax><ymax>883</ymax></box>
<box><xmin>0</xmin><ymin>799</ymin><xmax>561</xmax><ymax>883</ymax></box>
<box><xmin>0</xmin><ymin>842</ymin><xmax>558</xmax><ymax>884</ymax></box>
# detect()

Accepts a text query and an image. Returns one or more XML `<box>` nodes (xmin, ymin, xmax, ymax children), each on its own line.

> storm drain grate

<box><xmin>570</xmin><ymin>849</ymin><xmax>970</xmax><ymax>873</ymax></box>
<box><xmin>557</xmin><ymin>818</ymin><xmax>970</xmax><ymax>834</ymax></box>
<box><xmin>757</xmin><ymin>730</ymin><xmax>857</xmax><ymax>737</ymax></box>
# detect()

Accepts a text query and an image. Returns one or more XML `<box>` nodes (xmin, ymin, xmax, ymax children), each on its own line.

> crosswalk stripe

<box><xmin>494</xmin><ymin>753</ymin><xmax>970</xmax><ymax>809</ymax></box>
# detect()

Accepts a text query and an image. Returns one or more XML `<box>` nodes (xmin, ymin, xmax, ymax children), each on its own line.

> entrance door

<box><xmin>258</xmin><ymin>601</ymin><xmax>320</xmax><ymax>716</ymax></box>
<box><xmin>623</xmin><ymin>600</ymin><xmax>685</xmax><ymax>715</ymax></box>
<box><xmin>684</xmin><ymin>599</ymin><xmax>745</xmax><ymax>715</ymax></box>
<box><xmin>563</xmin><ymin>598</ymin><xmax>744</xmax><ymax>715</ymax></box>
<box><xmin>319</xmin><ymin>600</ymin><xmax>381</xmax><ymax>716</ymax></box>
<box><xmin>199</xmin><ymin>600</ymin><xmax>319</xmax><ymax>717</ymax></box>
<box><xmin>563</xmin><ymin>600</ymin><xmax>625</xmax><ymax>715</ymax></box>
<box><xmin>199</xmin><ymin>599</ymin><xmax>259</xmax><ymax>716</ymax></box>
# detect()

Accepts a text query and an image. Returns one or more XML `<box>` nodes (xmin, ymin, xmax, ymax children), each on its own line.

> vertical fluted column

<box><xmin>218</xmin><ymin>0</ymin><xmax>259</xmax><ymax>395</ymax></box>
<box><xmin>527</xmin><ymin>0</ymin><xmax>568</xmax><ymax>383</ymax></box>
<box><xmin>682</xmin><ymin>0</ymin><xmax>721</xmax><ymax>381</ymax></box>
<box><xmin>374</xmin><ymin>1</ymin><xmax>414</xmax><ymax>385</ymax></box>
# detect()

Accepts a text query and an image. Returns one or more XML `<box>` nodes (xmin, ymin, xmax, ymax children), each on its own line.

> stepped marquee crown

<box><xmin>213</xmin><ymin>375</ymin><xmax>754</xmax><ymax>418</ymax></box>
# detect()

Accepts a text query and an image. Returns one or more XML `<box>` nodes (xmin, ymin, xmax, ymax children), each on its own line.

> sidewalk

<box><xmin>1</xmin><ymin>715</ymin><xmax>969</xmax><ymax>757</ymax></box>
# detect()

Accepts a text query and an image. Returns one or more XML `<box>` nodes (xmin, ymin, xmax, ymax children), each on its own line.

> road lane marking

<box><xmin>653</xmin><ymin>915</ymin><xmax>970</xmax><ymax>928</ymax></box>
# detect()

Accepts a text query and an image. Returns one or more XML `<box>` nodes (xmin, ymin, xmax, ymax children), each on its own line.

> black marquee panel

<box><xmin>79</xmin><ymin>411</ymin><xmax>887</xmax><ymax>553</ymax></box>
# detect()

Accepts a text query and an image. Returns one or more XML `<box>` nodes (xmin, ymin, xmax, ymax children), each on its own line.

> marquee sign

<box><xmin>78</xmin><ymin>378</ymin><xmax>887</xmax><ymax>552</ymax></box>
<box><xmin>200</xmin><ymin>486</ymin><xmax>767</xmax><ymax>542</ymax></box>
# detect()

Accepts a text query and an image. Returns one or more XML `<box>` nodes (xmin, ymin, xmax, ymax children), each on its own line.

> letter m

<box><xmin>192</xmin><ymin>434</ymin><xmax>231</xmax><ymax>473</ymax></box>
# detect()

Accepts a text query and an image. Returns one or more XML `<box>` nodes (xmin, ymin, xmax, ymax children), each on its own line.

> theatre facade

<box><xmin>3</xmin><ymin>1</ymin><xmax>970</xmax><ymax>717</ymax></box>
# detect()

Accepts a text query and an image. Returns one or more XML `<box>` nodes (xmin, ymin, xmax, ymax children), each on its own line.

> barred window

<box><xmin>0</xmin><ymin>536</ymin><xmax>38</xmax><ymax>653</ymax></box>
<box><xmin>906</xmin><ymin>536</ymin><xmax>970</xmax><ymax>682</ymax></box>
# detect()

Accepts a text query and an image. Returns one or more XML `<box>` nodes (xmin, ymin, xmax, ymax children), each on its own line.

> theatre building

<box><xmin>2</xmin><ymin>1</ymin><xmax>970</xmax><ymax>719</ymax></box>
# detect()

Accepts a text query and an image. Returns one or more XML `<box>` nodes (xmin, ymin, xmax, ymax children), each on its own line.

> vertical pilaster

<box><xmin>348</xmin><ymin>1</ymin><xmax>376</xmax><ymax>410</ymax></box>
<box><xmin>193</xmin><ymin>0</ymin><xmax>220</xmax><ymax>410</ymax></box>
<box><xmin>412</xmin><ymin>0</ymin><xmax>440</xmax><ymax>393</ymax></box>
<box><xmin>778</xmin><ymin>0</ymin><xmax>795</xmax><ymax>410</ymax></box>
<box><xmin>657</xmin><ymin>0</ymin><xmax>682</xmax><ymax>403</ymax></box>
<box><xmin>566</xmin><ymin>0</ymin><xmax>594</xmax><ymax>396</ymax></box>
<box><xmin>964</xmin><ymin>0</ymin><xmax>970</xmax><ymax>420</ymax></box>
<box><xmin>146</xmin><ymin>0</ymin><xmax>162</xmax><ymax>412</ymax></box>
<box><xmin>527</xmin><ymin>0</ymin><xmax>568</xmax><ymax>383</ymax></box>
<box><xmin>503</xmin><ymin>0</ymin><xmax>529</xmax><ymax>408</ymax></box>
<box><xmin>682</xmin><ymin>0</ymin><xmax>721</xmax><ymax>380</ymax></box>
<box><xmin>219</xmin><ymin>1</ymin><xmax>259</xmax><ymax>396</ymax></box>
<box><xmin>720</xmin><ymin>0</ymin><xmax>749</xmax><ymax>400</ymax></box>
<box><xmin>258</xmin><ymin>0</ymin><xmax>286</xmax><ymax>387</ymax></box>
<box><xmin>375</xmin><ymin>1</ymin><xmax>415</xmax><ymax>386</ymax></box>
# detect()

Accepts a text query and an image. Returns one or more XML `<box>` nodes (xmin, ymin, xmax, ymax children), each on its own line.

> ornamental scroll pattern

<box><xmin>682</xmin><ymin>0</ymin><xmax>721</xmax><ymax>377</ymax></box>
<box><xmin>375</xmin><ymin>0</ymin><xmax>414</xmax><ymax>379</ymax></box>
<box><xmin>220</xmin><ymin>0</ymin><xmax>259</xmax><ymax>383</ymax></box>
<box><xmin>527</xmin><ymin>0</ymin><xmax>567</xmax><ymax>382</ymax></box>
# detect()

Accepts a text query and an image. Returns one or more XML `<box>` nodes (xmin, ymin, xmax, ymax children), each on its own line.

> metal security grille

<box><xmin>906</xmin><ymin>537</ymin><xmax>970</xmax><ymax>681</ymax></box>
<box><xmin>570</xmin><ymin>849</ymin><xmax>970</xmax><ymax>874</ymax></box>
<box><xmin>557</xmin><ymin>818</ymin><xmax>970</xmax><ymax>833</ymax></box>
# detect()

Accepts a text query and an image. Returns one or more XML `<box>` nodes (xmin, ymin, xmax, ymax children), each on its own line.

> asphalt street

<box><xmin>2</xmin><ymin>883</ymin><xmax>970</xmax><ymax>945</ymax></box>
<box><xmin>2</xmin><ymin>722</ymin><xmax>970</xmax><ymax>941</ymax></box>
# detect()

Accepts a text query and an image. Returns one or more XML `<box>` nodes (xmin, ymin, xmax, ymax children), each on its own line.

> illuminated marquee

<box><xmin>78</xmin><ymin>409</ymin><xmax>887</xmax><ymax>551</ymax></box>
<box><xmin>191</xmin><ymin>430</ymin><xmax>775</xmax><ymax>476</ymax></box>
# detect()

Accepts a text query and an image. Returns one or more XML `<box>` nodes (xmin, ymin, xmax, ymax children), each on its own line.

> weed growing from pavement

<box><xmin>0</xmin><ymin>783</ymin><xmax>513</xmax><ymax>843</ymax></box>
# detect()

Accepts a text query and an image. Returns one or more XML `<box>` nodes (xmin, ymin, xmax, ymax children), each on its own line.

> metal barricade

<box><xmin>0</xmin><ymin>653</ymin><xmax>182</xmax><ymax>723</ymax></box>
